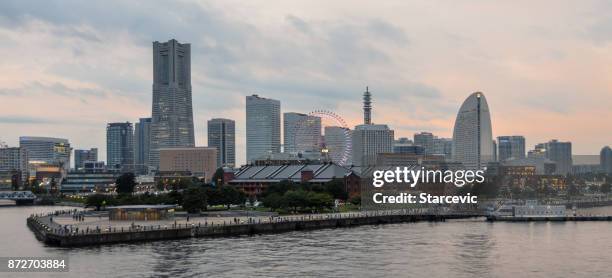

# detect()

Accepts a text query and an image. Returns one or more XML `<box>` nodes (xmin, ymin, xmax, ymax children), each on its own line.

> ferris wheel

<box><xmin>290</xmin><ymin>109</ymin><xmax>352</xmax><ymax>166</ymax></box>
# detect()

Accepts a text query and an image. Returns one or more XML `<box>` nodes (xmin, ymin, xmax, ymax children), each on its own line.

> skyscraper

<box><xmin>134</xmin><ymin>117</ymin><xmax>152</xmax><ymax>173</ymax></box>
<box><xmin>246</xmin><ymin>94</ymin><xmax>281</xmax><ymax>163</ymax></box>
<box><xmin>106</xmin><ymin>122</ymin><xmax>134</xmax><ymax>172</ymax></box>
<box><xmin>601</xmin><ymin>146</ymin><xmax>612</xmax><ymax>174</ymax></box>
<box><xmin>540</xmin><ymin>139</ymin><xmax>572</xmax><ymax>175</ymax></box>
<box><xmin>497</xmin><ymin>136</ymin><xmax>526</xmax><ymax>162</ymax></box>
<box><xmin>323</xmin><ymin>126</ymin><xmax>352</xmax><ymax>165</ymax></box>
<box><xmin>149</xmin><ymin>39</ymin><xmax>195</xmax><ymax>168</ymax></box>
<box><xmin>74</xmin><ymin>148</ymin><xmax>98</xmax><ymax>170</ymax></box>
<box><xmin>352</xmin><ymin>88</ymin><xmax>394</xmax><ymax>166</ymax></box>
<box><xmin>452</xmin><ymin>92</ymin><xmax>494</xmax><ymax>170</ymax></box>
<box><xmin>283</xmin><ymin>112</ymin><xmax>321</xmax><ymax>154</ymax></box>
<box><xmin>19</xmin><ymin>136</ymin><xmax>72</xmax><ymax>171</ymax></box>
<box><xmin>352</xmin><ymin>124</ymin><xmax>394</xmax><ymax>166</ymax></box>
<box><xmin>208</xmin><ymin>118</ymin><xmax>236</xmax><ymax>168</ymax></box>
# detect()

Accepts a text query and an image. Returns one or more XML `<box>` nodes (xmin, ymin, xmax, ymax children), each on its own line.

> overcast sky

<box><xmin>1</xmin><ymin>0</ymin><xmax>611</xmax><ymax>165</ymax></box>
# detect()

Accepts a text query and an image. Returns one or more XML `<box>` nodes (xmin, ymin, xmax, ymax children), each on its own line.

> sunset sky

<box><xmin>1</xmin><ymin>0</ymin><xmax>611</xmax><ymax>165</ymax></box>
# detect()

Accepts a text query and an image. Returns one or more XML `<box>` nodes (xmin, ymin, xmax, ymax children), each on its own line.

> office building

<box><xmin>497</xmin><ymin>136</ymin><xmax>525</xmax><ymax>162</ymax></box>
<box><xmin>246</xmin><ymin>94</ymin><xmax>281</xmax><ymax>163</ymax></box>
<box><xmin>0</xmin><ymin>147</ymin><xmax>28</xmax><ymax>184</ymax></box>
<box><xmin>452</xmin><ymin>92</ymin><xmax>494</xmax><ymax>170</ymax></box>
<box><xmin>74</xmin><ymin>148</ymin><xmax>98</xmax><ymax>170</ymax></box>
<box><xmin>19</xmin><ymin>136</ymin><xmax>71</xmax><ymax>171</ymax></box>
<box><xmin>159</xmin><ymin>147</ymin><xmax>217</xmax><ymax>182</ymax></box>
<box><xmin>284</xmin><ymin>112</ymin><xmax>321</xmax><ymax>154</ymax></box>
<box><xmin>134</xmin><ymin>117</ymin><xmax>152</xmax><ymax>173</ymax></box>
<box><xmin>352</xmin><ymin>124</ymin><xmax>394</xmax><ymax>166</ymax></box>
<box><xmin>539</xmin><ymin>139</ymin><xmax>572</xmax><ymax>175</ymax></box>
<box><xmin>107</xmin><ymin>122</ymin><xmax>134</xmax><ymax>172</ymax></box>
<box><xmin>207</xmin><ymin>118</ymin><xmax>236</xmax><ymax>168</ymax></box>
<box><xmin>149</xmin><ymin>39</ymin><xmax>195</xmax><ymax>168</ymax></box>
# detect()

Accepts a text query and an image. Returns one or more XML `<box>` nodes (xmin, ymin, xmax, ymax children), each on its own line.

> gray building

<box><xmin>414</xmin><ymin>132</ymin><xmax>434</xmax><ymax>154</ymax></box>
<box><xmin>19</xmin><ymin>136</ymin><xmax>71</xmax><ymax>171</ymax></box>
<box><xmin>452</xmin><ymin>92</ymin><xmax>494</xmax><ymax>170</ymax></box>
<box><xmin>74</xmin><ymin>148</ymin><xmax>98</xmax><ymax>170</ymax></box>
<box><xmin>107</xmin><ymin>122</ymin><xmax>134</xmax><ymax>172</ymax></box>
<box><xmin>540</xmin><ymin>139</ymin><xmax>572</xmax><ymax>175</ymax></box>
<box><xmin>432</xmin><ymin>137</ymin><xmax>452</xmax><ymax>159</ymax></box>
<box><xmin>246</xmin><ymin>94</ymin><xmax>281</xmax><ymax>163</ymax></box>
<box><xmin>601</xmin><ymin>146</ymin><xmax>612</xmax><ymax>174</ymax></box>
<box><xmin>149</xmin><ymin>39</ymin><xmax>195</xmax><ymax>168</ymax></box>
<box><xmin>497</xmin><ymin>136</ymin><xmax>525</xmax><ymax>162</ymax></box>
<box><xmin>0</xmin><ymin>147</ymin><xmax>29</xmax><ymax>184</ymax></box>
<box><xmin>134</xmin><ymin>117</ymin><xmax>152</xmax><ymax>173</ymax></box>
<box><xmin>208</xmin><ymin>118</ymin><xmax>236</xmax><ymax>168</ymax></box>
<box><xmin>284</xmin><ymin>112</ymin><xmax>321</xmax><ymax>154</ymax></box>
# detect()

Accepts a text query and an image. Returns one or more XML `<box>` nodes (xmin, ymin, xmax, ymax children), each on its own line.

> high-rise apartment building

<box><xmin>149</xmin><ymin>39</ymin><xmax>195</xmax><ymax>168</ymax></box>
<box><xmin>497</xmin><ymin>136</ymin><xmax>526</xmax><ymax>162</ymax></box>
<box><xmin>246</xmin><ymin>94</ymin><xmax>281</xmax><ymax>163</ymax></box>
<box><xmin>207</xmin><ymin>118</ymin><xmax>236</xmax><ymax>168</ymax></box>
<box><xmin>134</xmin><ymin>117</ymin><xmax>152</xmax><ymax>173</ymax></box>
<box><xmin>106</xmin><ymin>122</ymin><xmax>134</xmax><ymax>172</ymax></box>
<box><xmin>452</xmin><ymin>92</ymin><xmax>494</xmax><ymax>170</ymax></box>
<box><xmin>74</xmin><ymin>148</ymin><xmax>98</xmax><ymax>170</ymax></box>
<box><xmin>283</xmin><ymin>112</ymin><xmax>321</xmax><ymax>154</ymax></box>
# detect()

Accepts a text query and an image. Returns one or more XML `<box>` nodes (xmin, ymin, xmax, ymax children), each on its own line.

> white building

<box><xmin>452</xmin><ymin>92</ymin><xmax>494</xmax><ymax>170</ymax></box>
<box><xmin>352</xmin><ymin>124</ymin><xmax>394</xmax><ymax>167</ymax></box>
<box><xmin>246</xmin><ymin>94</ymin><xmax>281</xmax><ymax>163</ymax></box>
<box><xmin>0</xmin><ymin>147</ymin><xmax>29</xmax><ymax>183</ymax></box>
<box><xmin>283</xmin><ymin>112</ymin><xmax>321</xmax><ymax>154</ymax></box>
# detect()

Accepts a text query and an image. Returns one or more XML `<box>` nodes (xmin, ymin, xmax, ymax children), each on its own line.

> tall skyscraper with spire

<box><xmin>149</xmin><ymin>39</ymin><xmax>195</xmax><ymax>168</ymax></box>
<box><xmin>352</xmin><ymin>87</ymin><xmax>394</xmax><ymax>166</ymax></box>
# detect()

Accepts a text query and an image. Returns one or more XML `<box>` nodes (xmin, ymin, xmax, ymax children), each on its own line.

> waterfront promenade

<box><xmin>27</xmin><ymin>209</ymin><xmax>480</xmax><ymax>247</ymax></box>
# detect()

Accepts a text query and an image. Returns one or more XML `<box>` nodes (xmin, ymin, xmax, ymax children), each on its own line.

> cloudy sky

<box><xmin>1</xmin><ymin>0</ymin><xmax>611</xmax><ymax>165</ymax></box>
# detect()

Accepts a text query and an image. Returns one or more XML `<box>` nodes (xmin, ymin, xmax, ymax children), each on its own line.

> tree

<box><xmin>86</xmin><ymin>194</ymin><xmax>115</xmax><ymax>210</ymax></box>
<box><xmin>601</xmin><ymin>183</ymin><xmax>611</xmax><ymax>194</ymax></box>
<box><xmin>212</xmin><ymin>168</ymin><xmax>225</xmax><ymax>185</ymax></box>
<box><xmin>262</xmin><ymin>193</ymin><xmax>283</xmax><ymax>210</ymax></box>
<box><xmin>283</xmin><ymin>190</ymin><xmax>308</xmax><ymax>212</ymax></box>
<box><xmin>116</xmin><ymin>173</ymin><xmax>136</xmax><ymax>194</ymax></box>
<box><xmin>306</xmin><ymin>192</ymin><xmax>334</xmax><ymax>212</ymax></box>
<box><xmin>324</xmin><ymin>179</ymin><xmax>348</xmax><ymax>200</ymax></box>
<box><xmin>182</xmin><ymin>186</ymin><xmax>207</xmax><ymax>213</ymax></box>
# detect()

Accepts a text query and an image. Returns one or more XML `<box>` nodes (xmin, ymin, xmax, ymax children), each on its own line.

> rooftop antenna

<box><xmin>363</xmin><ymin>86</ymin><xmax>372</xmax><ymax>125</ymax></box>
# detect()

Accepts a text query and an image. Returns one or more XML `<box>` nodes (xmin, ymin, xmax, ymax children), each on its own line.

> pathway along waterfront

<box><xmin>27</xmin><ymin>209</ymin><xmax>481</xmax><ymax>247</ymax></box>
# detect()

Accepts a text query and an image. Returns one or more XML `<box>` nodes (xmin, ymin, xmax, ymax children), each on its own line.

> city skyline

<box><xmin>1</xmin><ymin>1</ymin><xmax>612</xmax><ymax>165</ymax></box>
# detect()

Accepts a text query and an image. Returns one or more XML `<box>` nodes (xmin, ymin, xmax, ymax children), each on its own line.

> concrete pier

<box><xmin>27</xmin><ymin>210</ymin><xmax>480</xmax><ymax>247</ymax></box>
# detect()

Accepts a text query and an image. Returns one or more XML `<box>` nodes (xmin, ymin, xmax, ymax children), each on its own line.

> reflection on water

<box><xmin>1</xmin><ymin>206</ymin><xmax>611</xmax><ymax>278</ymax></box>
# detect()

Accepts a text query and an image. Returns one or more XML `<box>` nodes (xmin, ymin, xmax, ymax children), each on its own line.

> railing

<box><xmin>28</xmin><ymin>208</ymin><xmax>483</xmax><ymax>237</ymax></box>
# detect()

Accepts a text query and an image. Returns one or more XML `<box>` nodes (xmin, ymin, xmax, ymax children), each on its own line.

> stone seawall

<box><xmin>27</xmin><ymin>212</ymin><xmax>478</xmax><ymax>247</ymax></box>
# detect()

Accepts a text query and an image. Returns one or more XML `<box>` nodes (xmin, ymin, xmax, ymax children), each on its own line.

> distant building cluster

<box><xmin>1</xmin><ymin>38</ymin><xmax>610</xmax><ymax>194</ymax></box>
